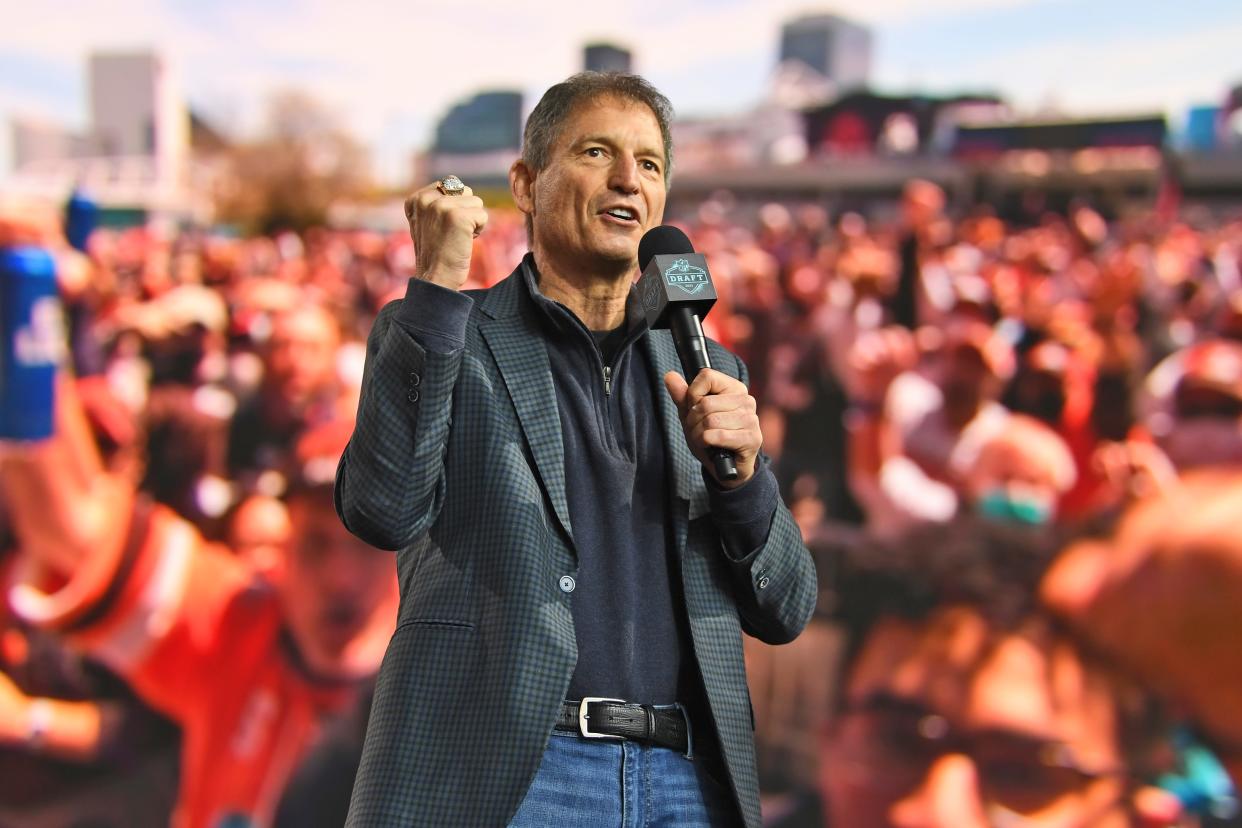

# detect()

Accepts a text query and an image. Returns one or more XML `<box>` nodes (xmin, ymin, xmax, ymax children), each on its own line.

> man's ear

<box><xmin>509</xmin><ymin>160</ymin><xmax>535</xmax><ymax>218</ymax></box>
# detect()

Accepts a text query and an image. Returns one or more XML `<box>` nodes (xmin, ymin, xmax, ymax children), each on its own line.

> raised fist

<box><xmin>404</xmin><ymin>177</ymin><xmax>489</xmax><ymax>291</ymax></box>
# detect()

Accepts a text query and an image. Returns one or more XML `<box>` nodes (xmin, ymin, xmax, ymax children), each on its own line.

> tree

<box><xmin>214</xmin><ymin>90</ymin><xmax>372</xmax><ymax>234</ymax></box>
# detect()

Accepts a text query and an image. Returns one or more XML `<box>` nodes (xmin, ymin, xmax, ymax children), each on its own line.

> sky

<box><xmin>2</xmin><ymin>0</ymin><xmax>1241</xmax><ymax>183</ymax></box>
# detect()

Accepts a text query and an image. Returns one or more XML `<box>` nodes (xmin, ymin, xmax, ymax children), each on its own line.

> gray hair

<box><xmin>522</xmin><ymin>72</ymin><xmax>675</xmax><ymax>185</ymax></box>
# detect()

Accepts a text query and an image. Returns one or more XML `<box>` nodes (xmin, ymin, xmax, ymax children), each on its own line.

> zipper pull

<box><xmin>603</xmin><ymin>365</ymin><xmax>612</xmax><ymax>396</ymax></box>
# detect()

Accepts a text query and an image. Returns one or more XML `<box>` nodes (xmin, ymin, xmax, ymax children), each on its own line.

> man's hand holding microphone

<box><xmin>664</xmin><ymin>369</ymin><xmax>762</xmax><ymax>489</ymax></box>
<box><xmin>638</xmin><ymin>225</ymin><xmax>762</xmax><ymax>489</ymax></box>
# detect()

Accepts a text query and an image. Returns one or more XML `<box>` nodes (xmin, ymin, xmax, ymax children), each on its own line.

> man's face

<box><xmin>523</xmin><ymin>96</ymin><xmax>667</xmax><ymax>272</ymax></box>
<box><xmin>279</xmin><ymin>496</ymin><xmax>395</xmax><ymax>675</ymax></box>
<box><xmin>902</xmin><ymin>181</ymin><xmax>945</xmax><ymax>232</ymax></box>
<box><xmin>936</xmin><ymin>344</ymin><xmax>995</xmax><ymax>417</ymax></box>
<box><xmin>266</xmin><ymin>307</ymin><xmax>339</xmax><ymax>406</ymax></box>
<box><xmin>229</xmin><ymin>494</ymin><xmax>292</xmax><ymax>579</ymax></box>
<box><xmin>821</xmin><ymin>608</ymin><xmax>1130</xmax><ymax>828</ymax></box>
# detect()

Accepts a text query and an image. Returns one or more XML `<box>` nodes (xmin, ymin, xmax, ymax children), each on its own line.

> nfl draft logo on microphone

<box><xmin>636</xmin><ymin>241</ymin><xmax>718</xmax><ymax>332</ymax></box>
<box><xmin>663</xmin><ymin>258</ymin><xmax>709</xmax><ymax>296</ymax></box>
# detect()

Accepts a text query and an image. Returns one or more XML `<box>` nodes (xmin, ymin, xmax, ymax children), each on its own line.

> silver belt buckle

<box><xmin>577</xmin><ymin>697</ymin><xmax>625</xmax><ymax>740</ymax></box>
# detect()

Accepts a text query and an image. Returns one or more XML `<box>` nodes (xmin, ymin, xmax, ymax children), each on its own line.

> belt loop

<box><xmin>644</xmin><ymin>704</ymin><xmax>655</xmax><ymax>740</ymax></box>
<box><xmin>675</xmin><ymin>702</ymin><xmax>694</xmax><ymax>760</ymax></box>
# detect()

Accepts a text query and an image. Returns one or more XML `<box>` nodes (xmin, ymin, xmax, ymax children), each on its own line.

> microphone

<box><xmin>637</xmin><ymin>226</ymin><xmax>738</xmax><ymax>482</ymax></box>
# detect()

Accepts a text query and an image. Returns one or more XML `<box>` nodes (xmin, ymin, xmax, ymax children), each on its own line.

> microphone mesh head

<box><xmin>639</xmin><ymin>225</ymin><xmax>695</xmax><ymax>272</ymax></box>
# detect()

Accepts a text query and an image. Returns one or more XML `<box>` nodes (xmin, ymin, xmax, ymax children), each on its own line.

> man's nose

<box><xmin>889</xmin><ymin>754</ymin><xmax>991</xmax><ymax>828</ymax></box>
<box><xmin>608</xmin><ymin>154</ymin><xmax>640</xmax><ymax>194</ymax></box>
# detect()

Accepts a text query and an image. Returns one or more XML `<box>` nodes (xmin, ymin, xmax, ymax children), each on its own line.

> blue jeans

<box><xmin>507</xmin><ymin>730</ymin><xmax>741</xmax><ymax>827</ymax></box>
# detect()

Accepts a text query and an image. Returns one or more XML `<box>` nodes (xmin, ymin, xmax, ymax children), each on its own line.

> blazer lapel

<box><xmin>643</xmin><ymin>330</ymin><xmax>710</xmax><ymax>521</ymax></box>
<box><xmin>479</xmin><ymin>284</ymin><xmax>575</xmax><ymax>546</ymax></box>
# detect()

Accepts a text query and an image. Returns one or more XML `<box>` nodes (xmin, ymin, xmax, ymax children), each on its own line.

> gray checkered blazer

<box><xmin>335</xmin><ymin>264</ymin><xmax>816</xmax><ymax>827</ymax></box>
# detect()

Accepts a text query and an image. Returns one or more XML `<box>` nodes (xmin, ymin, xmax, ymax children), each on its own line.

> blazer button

<box><xmin>558</xmin><ymin>575</ymin><xmax>576</xmax><ymax>593</ymax></box>
<box><xmin>407</xmin><ymin>389</ymin><xmax>420</xmax><ymax>403</ymax></box>
<box><xmin>409</xmin><ymin>371</ymin><xmax>421</xmax><ymax>387</ymax></box>
<box><xmin>757</xmin><ymin>575</ymin><xmax>771</xmax><ymax>590</ymax></box>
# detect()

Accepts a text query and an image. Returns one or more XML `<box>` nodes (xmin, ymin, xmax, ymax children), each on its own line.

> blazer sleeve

<box><xmin>713</xmin><ymin>351</ymin><xmax>818</xmax><ymax>645</ymax></box>
<box><xmin>335</xmin><ymin>289</ymin><xmax>470</xmax><ymax>551</ymax></box>
<box><xmin>722</xmin><ymin>494</ymin><xmax>817</xmax><ymax>645</ymax></box>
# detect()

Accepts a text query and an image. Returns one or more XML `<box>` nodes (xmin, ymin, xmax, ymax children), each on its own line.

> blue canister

<box><xmin>0</xmin><ymin>246</ymin><xmax>63</xmax><ymax>441</ymax></box>
<box><xmin>64</xmin><ymin>188</ymin><xmax>98</xmax><ymax>253</ymax></box>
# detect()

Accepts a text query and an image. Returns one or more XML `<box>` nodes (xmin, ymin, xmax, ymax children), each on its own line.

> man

<box><xmin>1044</xmin><ymin>469</ymin><xmax>1242</xmax><ymax>790</ymax></box>
<box><xmin>1002</xmin><ymin>338</ymin><xmax>1110</xmax><ymax>519</ymax></box>
<box><xmin>891</xmin><ymin>178</ymin><xmax>947</xmax><ymax>330</ymax></box>
<box><xmin>0</xmin><ymin>602</ymin><xmax>180</xmax><ymax>828</ymax></box>
<box><xmin>228</xmin><ymin>492</ymin><xmax>292</xmax><ymax>581</ymax></box>
<box><xmin>0</xmin><ymin>383</ymin><xmax>396</xmax><ymax>828</ymax></box>
<box><xmin>962</xmin><ymin>413</ymin><xmax>1077</xmax><ymax>525</ymax></box>
<box><xmin>1141</xmin><ymin>338</ymin><xmax>1242</xmax><ymax>471</ymax></box>
<box><xmin>336</xmin><ymin>72</ymin><xmax>816</xmax><ymax>827</ymax></box>
<box><xmin>845</xmin><ymin>322</ymin><xmax>1018</xmax><ymax>532</ymax></box>
<box><xmin>808</xmin><ymin>519</ymin><xmax>1174</xmax><ymax>828</ymax></box>
<box><xmin>229</xmin><ymin>303</ymin><xmax>344</xmax><ymax>496</ymax></box>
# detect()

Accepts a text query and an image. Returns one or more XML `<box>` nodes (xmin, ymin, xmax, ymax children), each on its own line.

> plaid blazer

<box><xmin>336</xmin><ymin>265</ymin><xmax>817</xmax><ymax>828</ymax></box>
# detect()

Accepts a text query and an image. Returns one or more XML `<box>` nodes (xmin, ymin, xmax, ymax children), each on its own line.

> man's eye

<box><xmin>642</xmin><ymin>160</ymin><xmax>661</xmax><ymax>173</ymax></box>
<box><xmin>585</xmin><ymin>147</ymin><xmax>604</xmax><ymax>158</ymax></box>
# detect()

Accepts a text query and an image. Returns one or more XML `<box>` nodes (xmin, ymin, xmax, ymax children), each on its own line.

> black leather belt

<box><xmin>556</xmin><ymin>699</ymin><xmax>693</xmax><ymax>757</ymax></box>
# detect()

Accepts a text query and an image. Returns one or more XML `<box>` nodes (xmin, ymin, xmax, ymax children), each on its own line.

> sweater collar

<box><xmin>518</xmin><ymin>254</ymin><xmax>649</xmax><ymax>345</ymax></box>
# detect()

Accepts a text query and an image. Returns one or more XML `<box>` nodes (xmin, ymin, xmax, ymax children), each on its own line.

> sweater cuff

<box><xmin>706</xmin><ymin>461</ymin><xmax>780</xmax><ymax>562</ymax></box>
<box><xmin>395</xmin><ymin>278</ymin><xmax>473</xmax><ymax>353</ymax></box>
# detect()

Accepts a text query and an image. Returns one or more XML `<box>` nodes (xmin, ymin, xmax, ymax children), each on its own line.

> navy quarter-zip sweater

<box><xmin>402</xmin><ymin>255</ymin><xmax>780</xmax><ymax>708</ymax></box>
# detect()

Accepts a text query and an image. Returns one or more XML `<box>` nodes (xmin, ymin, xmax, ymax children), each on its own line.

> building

<box><xmin>803</xmin><ymin>91</ymin><xmax>1007</xmax><ymax>158</ymax></box>
<box><xmin>778</xmin><ymin>13</ymin><xmax>872</xmax><ymax>92</ymax></box>
<box><xmin>671</xmin><ymin>105</ymin><xmax>809</xmax><ymax>173</ymax></box>
<box><xmin>427</xmin><ymin>90</ymin><xmax>523</xmax><ymax>189</ymax></box>
<box><xmin>5</xmin><ymin>50</ymin><xmax>203</xmax><ymax>228</ymax></box>
<box><xmin>584</xmin><ymin>42</ymin><xmax>632</xmax><ymax>74</ymax></box>
<box><xmin>433</xmin><ymin>91</ymin><xmax>523</xmax><ymax>156</ymax></box>
<box><xmin>1222</xmin><ymin>83</ymin><xmax>1242</xmax><ymax>149</ymax></box>
<box><xmin>10</xmin><ymin>118</ymin><xmax>96</xmax><ymax>170</ymax></box>
<box><xmin>89</xmin><ymin>52</ymin><xmax>191</xmax><ymax>193</ymax></box>
<box><xmin>1182</xmin><ymin>106</ymin><xmax>1220</xmax><ymax>152</ymax></box>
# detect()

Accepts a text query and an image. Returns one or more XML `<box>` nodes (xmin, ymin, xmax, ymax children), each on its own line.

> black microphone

<box><xmin>638</xmin><ymin>225</ymin><xmax>738</xmax><ymax>482</ymax></box>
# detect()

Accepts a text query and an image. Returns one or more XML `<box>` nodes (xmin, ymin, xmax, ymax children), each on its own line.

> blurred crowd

<box><xmin>1</xmin><ymin>179</ymin><xmax>1241</xmax><ymax>827</ymax></box>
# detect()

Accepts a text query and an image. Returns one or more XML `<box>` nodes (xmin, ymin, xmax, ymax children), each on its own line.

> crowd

<box><xmin>0</xmin><ymin>178</ymin><xmax>1240</xmax><ymax>827</ymax></box>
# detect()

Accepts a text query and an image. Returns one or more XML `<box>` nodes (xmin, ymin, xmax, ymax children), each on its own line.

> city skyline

<box><xmin>2</xmin><ymin>0</ymin><xmax>1241</xmax><ymax>184</ymax></box>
